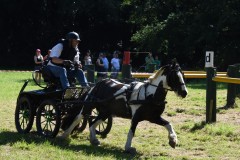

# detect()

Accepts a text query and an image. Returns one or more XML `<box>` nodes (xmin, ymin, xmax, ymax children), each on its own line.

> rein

<box><xmin>164</xmin><ymin>82</ymin><xmax>185</xmax><ymax>91</ymax></box>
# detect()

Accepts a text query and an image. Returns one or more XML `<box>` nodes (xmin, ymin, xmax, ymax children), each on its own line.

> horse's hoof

<box><xmin>169</xmin><ymin>140</ymin><xmax>176</xmax><ymax>148</ymax></box>
<box><xmin>124</xmin><ymin>147</ymin><xmax>137</xmax><ymax>155</ymax></box>
<box><xmin>90</xmin><ymin>139</ymin><xmax>100</xmax><ymax>146</ymax></box>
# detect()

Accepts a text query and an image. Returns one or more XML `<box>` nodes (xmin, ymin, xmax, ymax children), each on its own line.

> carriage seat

<box><xmin>41</xmin><ymin>65</ymin><xmax>58</xmax><ymax>83</ymax></box>
<box><xmin>41</xmin><ymin>65</ymin><xmax>76</xmax><ymax>88</ymax></box>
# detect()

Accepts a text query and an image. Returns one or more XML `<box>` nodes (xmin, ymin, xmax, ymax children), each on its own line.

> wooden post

<box><xmin>234</xmin><ymin>63</ymin><xmax>240</xmax><ymax>98</ymax></box>
<box><xmin>122</xmin><ymin>51</ymin><xmax>131</xmax><ymax>80</ymax></box>
<box><xmin>206</xmin><ymin>67</ymin><xmax>216</xmax><ymax>123</ymax></box>
<box><xmin>122</xmin><ymin>64</ymin><xmax>131</xmax><ymax>79</ymax></box>
<box><xmin>225</xmin><ymin>65</ymin><xmax>236</xmax><ymax>108</ymax></box>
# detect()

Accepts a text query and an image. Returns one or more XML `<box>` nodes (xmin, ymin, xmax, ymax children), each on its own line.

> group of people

<box><xmin>34</xmin><ymin>31</ymin><xmax>121</xmax><ymax>89</ymax></box>
<box><xmin>95</xmin><ymin>51</ymin><xmax>121</xmax><ymax>81</ymax></box>
<box><xmin>145</xmin><ymin>52</ymin><xmax>161</xmax><ymax>72</ymax></box>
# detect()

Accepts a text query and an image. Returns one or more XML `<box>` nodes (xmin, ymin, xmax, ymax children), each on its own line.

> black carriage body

<box><xmin>15</xmin><ymin>80</ymin><xmax>112</xmax><ymax>138</ymax></box>
<box><xmin>18</xmin><ymin>89</ymin><xmax>63</xmax><ymax>108</ymax></box>
<box><xmin>15</xmin><ymin>81</ymin><xmax>65</xmax><ymax>134</ymax></box>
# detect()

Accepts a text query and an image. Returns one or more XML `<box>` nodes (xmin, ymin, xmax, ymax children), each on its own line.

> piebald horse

<box><xmin>60</xmin><ymin>61</ymin><xmax>188</xmax><ymax>153</ymax></box>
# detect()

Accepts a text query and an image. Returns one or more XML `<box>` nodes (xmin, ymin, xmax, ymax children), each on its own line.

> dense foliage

<box><xmin>1</xmin><ymin>0</ymin><xmax>239</xmax><ymax>70</ymax></box>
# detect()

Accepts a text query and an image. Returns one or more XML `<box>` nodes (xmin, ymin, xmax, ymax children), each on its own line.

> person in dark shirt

<box><xmin>96</xmin><ymin>53</ymin><xmax>107</xmax><ymax>82</ymax></box>
<box><xmin>34</xmin><ymin>49</ymin><xmax>43</xmax><ymax>84</ymax></box>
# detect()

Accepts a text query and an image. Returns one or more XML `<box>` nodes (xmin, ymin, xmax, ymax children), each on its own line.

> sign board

<box><xmin>205</xmin><ymin>51</ymin><xmax>214</xmax><ymax>68</ymax></box>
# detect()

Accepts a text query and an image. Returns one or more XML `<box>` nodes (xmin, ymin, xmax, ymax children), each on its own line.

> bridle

<box><xmin>167</xmin><ymin>68</ymin><xmax>186</xmax><ymax>92</ymax></box>
<box><xmin>148</xmin><ymin>65</ymin><xmax>186</xmax><ymax>92</ymax></box>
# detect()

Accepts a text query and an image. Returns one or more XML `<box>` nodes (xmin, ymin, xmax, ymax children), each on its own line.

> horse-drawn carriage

<box><xmin>15</xmin><ymin>60</ymin><xmax>188</xmax><ymax>153</ymax></box>
<box><xmin>15</xmin><ymin>64</ymin><xmax>112</xmax><ymax>138</ymax></box>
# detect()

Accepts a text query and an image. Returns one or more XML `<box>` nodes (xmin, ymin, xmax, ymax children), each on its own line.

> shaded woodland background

<box><xmin>0</xmin><ymin>0</ymin><xmax>240</xmax><ymax>71</ymax></box>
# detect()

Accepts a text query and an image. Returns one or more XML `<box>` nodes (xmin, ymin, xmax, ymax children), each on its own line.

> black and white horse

<box><xmin>60</xmin><ymin>61</ymin><xmax>188</xmax><ymax>153</ymax></box>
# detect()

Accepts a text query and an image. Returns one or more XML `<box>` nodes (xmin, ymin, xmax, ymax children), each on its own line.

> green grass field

<box><xmin>1</xmin><ymin>71</ymin><xmax>240</xmax><ymax>160</ymax></box>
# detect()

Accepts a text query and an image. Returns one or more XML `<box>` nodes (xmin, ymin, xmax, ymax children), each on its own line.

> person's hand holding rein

<box><xmin>63</xmin><ymin>60</ymin><xmax>73</xmax><ymax>67</ymax></box>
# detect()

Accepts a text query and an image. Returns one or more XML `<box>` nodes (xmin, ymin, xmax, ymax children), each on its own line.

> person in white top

<box><xmin>110</xmin><ymin>51</ymin><xmax>121</xmax><ymax>79</ymax></box>
<box><xmin>47</xmin><ymin>32</ymin><xmax>89</xmax><ymax>89</ymax></box>
<box><xmin>84</xmin><ymin>50</ymin><xmax>92</xmax><ymax>65</ymax></box>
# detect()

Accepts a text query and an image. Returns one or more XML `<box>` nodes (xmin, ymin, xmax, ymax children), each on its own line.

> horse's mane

<box><xmin>148</xmin><ymin>66</ymin><xmax>166</xmax><ymax>82</ymax></box>
<box><xmin>148</xmin><ymin>59</ymin><xmax>181</xmax><ymax>83</ymax></box>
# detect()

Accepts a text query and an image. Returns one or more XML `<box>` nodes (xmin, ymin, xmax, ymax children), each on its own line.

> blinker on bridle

<box><xmin>148</xmin><ymin>66</ymin><xmax>185</xmax><ymax>92</ymax></box>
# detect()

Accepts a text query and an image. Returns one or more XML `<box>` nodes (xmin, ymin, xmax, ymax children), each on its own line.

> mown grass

<box><xmin>1</xmin><ymin>72</ymin><xmax>240</xmax><ymax>159</ymax></box>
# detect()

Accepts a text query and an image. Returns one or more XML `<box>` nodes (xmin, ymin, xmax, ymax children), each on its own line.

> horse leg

<box><xmin>89</xmin><ymin>114</ymin><xmax>105</xmax><ymax>146</ymax></box>
<box><xmin>124</xmin><ymin>116</ymin><xmax>139</xmax><ymax>154</ymax></box>
<box><xmin>60</xmin><ymin>110</ymin><xmax>84</xmax><ymax>138</ymax></box>
<box><xmin>165</xmin><ymin>123</ymin><xmax>178</xmax><ymax>148</ymax></box>
<box><xmin>153</xmin><ymin>116</ymin><xmax>178</xmax><ymax>148</ymax></box>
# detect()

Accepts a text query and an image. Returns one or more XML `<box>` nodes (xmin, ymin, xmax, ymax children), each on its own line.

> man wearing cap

<box><xmin>47</xmin><ymin>31</ymin><xmax>89</xmax><ymax>89</ymax></box>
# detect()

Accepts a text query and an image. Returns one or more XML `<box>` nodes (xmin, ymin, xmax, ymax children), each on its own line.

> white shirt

<box><xmin>47</xmin><ymin>43</ymin><xmax>63</xmax><ymax>66</ymax></box>
<box><xmin>47</xmin><ymin>43</ymin><xmax>80</xmax><ymax>66</ymax></box>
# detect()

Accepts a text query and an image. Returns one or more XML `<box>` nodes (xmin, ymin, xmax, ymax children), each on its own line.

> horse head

<box><xmin>149</xmin><ymin>59</ymin><xmax>188</xmax><ymax>98</ymax></box>
<box><xmin>164</xmin><ymin>60</ymin><xmax>188</xmax><ymax>98</ymax></box>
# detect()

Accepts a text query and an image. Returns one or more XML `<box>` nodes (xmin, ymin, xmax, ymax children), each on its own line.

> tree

<box><xmin>123</xmin><ymin>0</ymin><xmax>240</xmax><ymax>69</ymax></box>
<box><xmin>0</xmin><ymin>0</ymin><xmax>130</xmax><ymax>69</ymax></box>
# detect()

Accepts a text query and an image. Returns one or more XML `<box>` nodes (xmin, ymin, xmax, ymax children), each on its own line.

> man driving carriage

<box><xmin>47</xmin><ymin>32</ymin><xmax>89</xmax><ymax>89</ymax></box>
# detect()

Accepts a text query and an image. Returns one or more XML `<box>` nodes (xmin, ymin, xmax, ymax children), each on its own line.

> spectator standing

<box><xmin>96</xmin><ymin>53</ymin><xmax>107</xmax><ymax>82</ymax></box>
<box><xmin>102</xmin><ymin>53</ymin><xmax>109</xmax><ymax>73</ymax></box>
<box><xmin>110</xmin><ymin>51</ymin><xmax>120</xmax><ymax>79</ymax></box>
<box><xmin>145</xmin><ymin>52</ymin><xmax>155</xmax><ymax>72</ymax></box>
<box><xmin>34</xmin><ymin>49</ymin><xmax>43</xmax><ymax>84</ymax></box>
<box><xmin>84</xmin><ymin>50</ymin><xmax>92</xmax><ymax>65</ymax></box>
<box><xmin>154</xmin><ymin>55</ymin><xmax>161</xmax><ymax>69</ymax></box>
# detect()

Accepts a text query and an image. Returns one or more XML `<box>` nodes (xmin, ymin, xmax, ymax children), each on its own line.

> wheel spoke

<box><xmin>50</xmin><ymin>121</ymin><xmax>56</xmax><ymax>126</ymax></box>
<box><xmin>101</xmin><ymin>123</ymin><xmax>106</xmax><ymax>130</ymax></box>
<box><xmin>41</xmin><ymin>119</ymin><xmax>47</xmax><ymax>124</ymax></box>
<box><xmin>43</xmin><ymin>121</ymin><xmax>48</xmax><ymax>131</ymax></box>
<box><xmin>19</xmin><ymin>114</ymin><xmax>23</xmax><ymax>121</ymax></box>
<box><xmin>42</xmin><ymin>105</ymin><xmax>55</xmax><ymax>134</ymax></box>
<box><xmin>20</xmin><ymin>118</ymin><xmax>24</xmax><ymax>128</ymax></box>
<box><xmin>24</xmin><ymin>117</ymin><xmax>29</xmax><ymax>126</ymax></box>
<box><xmin>102</xmin><ymin>120</ymin><xmax>108</xmax><ymax>125</ymax></box>
<box><xmin>49</xmin><ymin>122</ymin><xmax>53</xmax><ymax>132</ymax></box>
<box><xmin>98</xmin><ymin>124</ymin><xmax>100</xmax><ymax>131</ymax></box>
<box><xmin>19</xmin><ymin>110</ymin><xmax>24</xmax><ymax>114</ymax></box>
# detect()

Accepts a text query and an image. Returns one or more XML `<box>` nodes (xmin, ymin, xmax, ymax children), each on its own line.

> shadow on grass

<box><xmin>190</xmin><ymin>121</ymin><xmax>206</xmax><ymax>132</ymax></box>
<box><xmin>0</xmin><ymin>131</ymin><xmax>141</xmax><ymax>159</ymax></box>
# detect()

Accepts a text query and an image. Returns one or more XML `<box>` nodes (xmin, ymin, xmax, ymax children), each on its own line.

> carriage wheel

<box><xmin>36</xmin><ymin>100</ymin><xmax>61</xmax><ymax>138</ymax></box>
<box><xmin>15</xmin><ymin>96</ymin><xmax>34</xmax><ymax>134</ymax></box>
<box><xmin>90</xmin><ymin>109</ymin><xmax>113</xmax><ymax>136</ymax></box>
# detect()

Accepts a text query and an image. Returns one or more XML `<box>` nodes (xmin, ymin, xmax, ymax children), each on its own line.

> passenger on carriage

<box><xmin>43</xmin><ymin>49</ymin><xmax>51</xmax><ymax>61</ymax></box>
<box><xmin>46</xmin><ymin>31</ymin><xmax>89</xmax><ymax>89</ymax></box>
